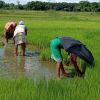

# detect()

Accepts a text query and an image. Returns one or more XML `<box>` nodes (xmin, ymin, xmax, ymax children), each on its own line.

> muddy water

<box><xmin>0</xmin><ymin>44</ymin><xmax>55</xmax><ymax>81</ymax></box>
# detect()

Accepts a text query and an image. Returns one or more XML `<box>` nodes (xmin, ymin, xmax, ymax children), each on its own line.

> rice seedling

<box><xmin>0</xmin><ymin>10</ymin><xmax>100</xmax><ymax>100</ymax></box>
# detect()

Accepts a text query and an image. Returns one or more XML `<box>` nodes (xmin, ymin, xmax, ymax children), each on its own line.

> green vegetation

<box><xmin>0</xmin><ymin>77</ymin><xmax>100</xmax><ymax>100</ymax></box>
<box><xmin>0</xmin><ymin>10</ymin><xmax>100</xmax><ymax>100</ymax></box>
<box><xmin>0</xmin><ymin>0</ymin><xmax>100</xmax><ymax>12</ymax></box>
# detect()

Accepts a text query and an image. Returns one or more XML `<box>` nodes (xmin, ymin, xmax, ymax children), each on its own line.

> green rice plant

<box><xmin>0</xmin><ymin>78</ymin><xmax>100</xmax><ymax>100</ymax></box>
<box><xmin>0</xmin><ymin>10</ymin><xmax>100</xmax><ymax>100</ymax></box>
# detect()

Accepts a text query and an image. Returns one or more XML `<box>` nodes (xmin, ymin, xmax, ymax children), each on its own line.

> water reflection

<box><xmin>0</xmin><ymin>45</ymin><xmax>55</xmax><ymax>80</ymax></box>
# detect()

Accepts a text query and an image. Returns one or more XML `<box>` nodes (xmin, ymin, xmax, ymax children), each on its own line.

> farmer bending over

<box><xmin>50</xmin><ymin>37</ymin><xmax>85</xmax><ymax>80</ymax></box>
<box><xmin>13</xmin><ymin>21</ymin><xmax>27</xmax><ymax>56</ymax></box>
<box><xmin>4</xmin><ymin>21</ymin><xmax>17</xmax><ymax>43</ymax></box>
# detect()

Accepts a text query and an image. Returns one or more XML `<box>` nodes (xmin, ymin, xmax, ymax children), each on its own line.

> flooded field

<box><xmin>0</xmin><ymin>44</ymin><xmax>55</xmax><ymax>81</ymax></box>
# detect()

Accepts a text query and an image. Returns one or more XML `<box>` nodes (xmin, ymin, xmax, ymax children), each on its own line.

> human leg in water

<box><xmin>71</xmin><ymin>53</ymin><xmax>84</xmax><ymax>76</ymax></box>
<box><xmin>56</xmin><ymin>62</ymin><xmax>69</xmax><ymax>79</ymax></box>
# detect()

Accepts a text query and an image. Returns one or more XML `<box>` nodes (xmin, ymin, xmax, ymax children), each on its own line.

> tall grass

<box><xmin>0</xmin><ymin>10</ymin><xmax>100</xmax><ymax>100</ymax></box>
<box><xmin>0</xmin><ymin>77</ymin><xmax>100</xmax><ymax>100</ymax></box>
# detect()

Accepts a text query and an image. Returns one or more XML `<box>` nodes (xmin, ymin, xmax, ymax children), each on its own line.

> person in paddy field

<box><xmin>50</xmin><ymin>37</ymin><xmax>94</xmax><ymax>80</ymax></box>
<box><xmin>13</xmin><ymin>21</ymin><xmax>27</xmax><ymax>56</ymax></box>
<box><xmin>4</xmin><ymin>21</ymin><xmax>17</xmax><ymax>43</ymax></box>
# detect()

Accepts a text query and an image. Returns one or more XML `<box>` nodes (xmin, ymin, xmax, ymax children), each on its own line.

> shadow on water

<box><xmin>0</xmin><ymin>44</ymin><xmax>56</xmax><ymax>81</ymax></box>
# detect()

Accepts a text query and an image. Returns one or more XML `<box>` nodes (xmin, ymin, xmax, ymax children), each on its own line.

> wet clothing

<box><xmin>13</xmin><ymin>24</ymin><xmax>27</xmax><ymax>45</ymax></box>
